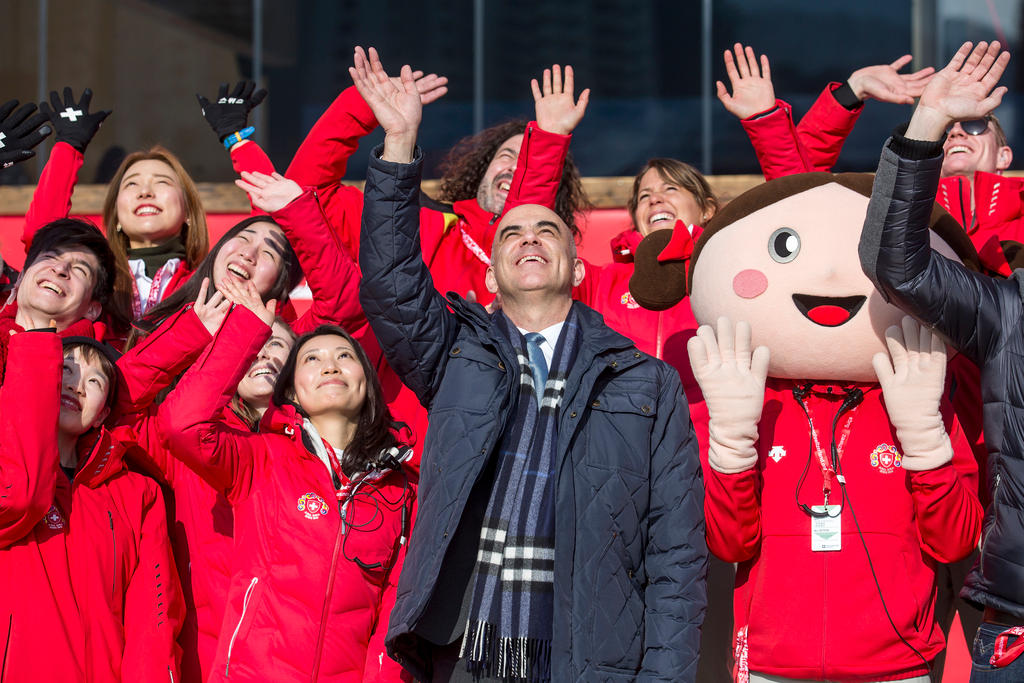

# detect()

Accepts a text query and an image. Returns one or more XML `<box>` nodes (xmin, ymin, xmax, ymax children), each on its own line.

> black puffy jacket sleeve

<box><xmin>358</xmin><ymin>145</ymin><xmax>460</xmax><ymax>407</ymax></box>
<box><xmin>859</xmin><ymin>132</ymin><xmax>1013</xmax><ymax>367</ymax></box>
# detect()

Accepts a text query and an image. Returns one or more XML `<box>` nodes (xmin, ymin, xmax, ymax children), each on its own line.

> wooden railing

<box><xmin>0</xmin><ymin>175</ymin><xmax>771</xmax><ymax>215</ymax></box>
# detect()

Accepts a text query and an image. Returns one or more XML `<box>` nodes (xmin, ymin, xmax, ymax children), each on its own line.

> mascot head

<box><xmin>630</xmin><ymin>173</ymin><xmax>978</xmax><ymax>381</ymax></box>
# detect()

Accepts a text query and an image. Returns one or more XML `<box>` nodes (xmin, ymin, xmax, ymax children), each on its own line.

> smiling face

<box><xmin>59</xmin><ymin>347</ymin><xmax>112</xmax><ymax>438</ymax></box>
<box><xmin>476</xmin><ymin>134</ymin><xmax>524</xmax><ymax>215</ymax></box>
<box><xmin>115</xmin><ymin>159</ymin><xmax>188</xmax><ymax>247</ymax></box>
<box><xmin>212</xmin><ymin>221</ymin><xmax>288</xmax><ymax>296</ymax></box>
<box><xmin>942</xmin><ymin>120</ymin><xmax>1012</xmax><ymax>178</ymax></box>
<box><xmin>689</xmin><ymin>183</ymin><xmax>960</xmax><ymax>381</ymax></box>
<box><xmin>291</xmin><ymin>334</ymin><xmax>368</xmax><ymax>420</ymax></box>
<box><xmin>17</xmin><ymin>248</ymin><xmax>101</xmax><ymax>323</ymax></box>
<box><xmin>634</xmin><ymin>167</ymin><xmax>707</xmax><ymax>236</ymax></box>
<box><xmin>485</xmin><ymin>204</ymin><xmax>585</xmax><ymax>300</ymax></box>
<box><xmin>236</xmin><ymin>321</ymin><xmax>295</xmax><ymax>405</ymax></box>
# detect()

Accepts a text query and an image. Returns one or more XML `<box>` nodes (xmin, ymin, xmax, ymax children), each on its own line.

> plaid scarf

<box><xmin>460</xmin><ymin>306</ymin><xmax>581</xmax><ymax>681</ymax></box>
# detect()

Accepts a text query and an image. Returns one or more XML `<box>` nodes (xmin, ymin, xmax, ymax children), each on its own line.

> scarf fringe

<box><xmin>461</xmin><ymin>620</ymin><xmax>552</xmax><ymax>682</ymax></box>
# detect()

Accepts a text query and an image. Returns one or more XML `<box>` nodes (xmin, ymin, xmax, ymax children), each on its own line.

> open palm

<box><xmin>919</xmin><ymin>41</ymin><xmax>1010</xmax><ymax>121</ymax></box>
<box><xmin>349</xmin><ymin>46</ymin><xmax>422</xmax><ymax>139</ymax></box>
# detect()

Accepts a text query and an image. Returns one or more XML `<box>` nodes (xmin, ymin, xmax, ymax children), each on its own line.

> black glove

<box><xmin>38</xmin><ymin>87</ymin><xmax>111</xmax><ymax>153</ymax></box>
<box><xmin>196</xmin><ymin>81</ymin><xmax>268</xmax><ymax>142</ymax></box>
<box><xmin>0</xmin><ymin>99</ymin><xmax>52</xmax><ymax>168</ymax></box>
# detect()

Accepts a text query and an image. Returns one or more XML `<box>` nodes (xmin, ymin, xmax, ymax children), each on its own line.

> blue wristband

<box><xmin>223</xmin><ymin>126</ymin><xmax>255</xmax><ymax>150</ymax></box>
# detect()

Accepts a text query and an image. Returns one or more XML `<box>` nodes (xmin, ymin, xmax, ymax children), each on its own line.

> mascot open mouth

<box><xmin>792</xmin><ymin>294</ymin><xmax>866</xmax><ymax>327</ymax></box>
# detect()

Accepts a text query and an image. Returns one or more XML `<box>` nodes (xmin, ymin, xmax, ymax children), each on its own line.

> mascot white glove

<box><xmin>872</xmin><ymin>316</ymin><xmax>953</xmax><ymax>471</ymax></box>
<box><xmin>687</xmin><ymin>317</ymin><xmax>770</xmax><ymax>474</ymax></box>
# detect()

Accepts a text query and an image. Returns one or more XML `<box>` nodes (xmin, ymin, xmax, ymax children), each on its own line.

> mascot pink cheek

<box><xmin>732</xmin><ymin>269</ymin><xmax>768</xmax><ymax>299</ymax></box>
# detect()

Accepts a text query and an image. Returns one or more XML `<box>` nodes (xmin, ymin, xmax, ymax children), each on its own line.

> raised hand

<box><xmin>847</xmin><ymin>55</ymin><xmax>934</xmax><ymax>105</ymax></box>
<box><xmin>908</xmin><ymin>41</ymin><xmax>1011</xmax><ymax>141</ymax></box>
<box><xmin>196</xmin><ymin>80</ymin><xmax>268</xmax><ymax>143</ymax></box>
<box><xmin>349</xmin><ymin>46</ymin><xmax>421</xmax><ymax>162</ymax></box>
<box><xmin>716</xmin><ymin>43</ymin><xmax>776</xmax><ymax>120</ymax></box>
<box><xmin>873</xmin><ymin>316</ymin><xmax>952</xmax><ymax>471</ymax></box>
<box><xmin>235</xmin><ymin>171</ymin><xmax>303</xmax><ymax>213</ymax></box>
<box><xmin>220</xmin><ymin>277</ymin><xmax>277</xmax><ymax>327</ymax></box>
<box><xmin>193</xmin><ymin>278</ymin><xmax>230</xmax><ymax>335</ymax></box>
<box><xmin>0</xmin><ymin>99</ymin><xmax>51</xmax><ymax>168</ymax></box>
<box><xmin>532</xmin><ymin>64</ymin><xmax>590</xmax><ymax>135</ymax></box>
<box><xmin>38</xmin><ymin>87</ymin><xmax>111</xmax><ymax>153</ymax></box>
<box><xmin>687</xmin><ymin>317</ymin><xmax>770</xmax><ymax>473</ymax></box>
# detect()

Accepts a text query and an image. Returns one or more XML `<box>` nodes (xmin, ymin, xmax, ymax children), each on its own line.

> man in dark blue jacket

<box><xmin>350</xmin><ymin>47</ymin><xmax>707</xmax><ymax>682</ymax></box>
<box><xmin>859</xmin><ymin>41</ymin><xmax>1024</xmax><ymax>681</ymax></box>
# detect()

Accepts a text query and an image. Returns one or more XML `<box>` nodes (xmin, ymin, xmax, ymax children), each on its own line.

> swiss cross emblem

<box><xmin>44</xmin><ymin>504</ymin><xmax>64</xmax><ymax>530</ymax></box>
<box><xmin>870</xmin><ymin>444</ymin><xmax>903</xmax><ymax>474</ymax></box>
<box><xmin>619</xmin><ymin>291</ymin><xmax>640</xmax><ymax>309</ymax></box>
<box><xmin>768</xmin><ymin>445</ymin><xmax>786</xmax><ymax>463</ymax></box>
<box><xmin>297</xmin><ymin>492</ymin><xmax>330</xmax><ymax>520</ymax></box>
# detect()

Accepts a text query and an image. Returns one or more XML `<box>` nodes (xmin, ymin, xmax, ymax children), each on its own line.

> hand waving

<box><xmin>349</xmin><ymin>46</ymin><xmax>421</xmax><ymax>162</ymax></box>
<box><xmin>235</xmin><ymin>171</ymin><xmax>303</xmax><ymax>214</ymax></box>
<box><xmin>39</xmin><ymin>87</ymin><xmax>111</xmax><ymax>153</ymax></box>
<box><xmin>909</xmin><ymin>41</ymin><xmax>1011</xmax><ymax>140</ymax></box>
<box><xmin>532</xmin><ymin>65</ymin><xmax>590</xmax><ymax>135</ymax></box>
<box><xmin>716</xmin><ymin>44</ymin><xmax>776</xmax><ymax>120</ymax></box>
<box><xmin>196</xmin><ymin>80</ymin><xmax>268</xmax><ymax>142</ymax></box>
<box><xmin>0</xmin><ymin>99</ymin><xmax>51</xmax><ymax>168</ymax></box>
<box><xmin>687</xmin><ymin>317</ymin><xmax>770</xmax><ymax>473</ymax></box>
<box><xmin>847</xmin><ymin>55</ymin><xmax>934</xmax><ymax>105</ymax></box>
<box><xmin>872</xmin><ymin>316</ymin><xmax>952</xmax><ymax>471</ymax></box>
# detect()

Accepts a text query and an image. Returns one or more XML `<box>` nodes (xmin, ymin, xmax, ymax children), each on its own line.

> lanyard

<box><xmin>991</xmin><ymin>626</ymin><xmax>1024</xmax><ymax>667</ymax></box>
<box><xmin>131</xmin><ymin>259</ymin><xmax>179</xmax><ymax>318</ymax></box>
<box><xmin>459</xmin><ymin>223</ymin><xmax>491</xmax><ymax>266</ymax></box>
<box><xmin>806</xmin><ymin>409</ymin><xmax>857</xmax><ymax>503</ymax></box>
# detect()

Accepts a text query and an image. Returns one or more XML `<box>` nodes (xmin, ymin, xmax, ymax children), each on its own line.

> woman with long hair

<box><xmin>24</xmin><ymin>83</ymin><xmax>275</xmax><ymax>329</ymax></box>
<box><xmin>159</xmin><ymin>281</ymin><xmax>414</xmax><ymax>682</ymax></box>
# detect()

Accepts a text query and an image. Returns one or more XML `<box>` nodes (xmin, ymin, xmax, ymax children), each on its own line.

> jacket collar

<box><xmin>452</xmin><ymin>198</ymin><xmax>501</xmax><ymax>247</ymax></box>
<box><xmin>72</xmin><ymin>425</ymin><xmax>129</xmax><ymax>487</ymax></box>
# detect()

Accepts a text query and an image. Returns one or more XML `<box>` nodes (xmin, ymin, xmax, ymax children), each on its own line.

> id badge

<box><xmin>810</xmin><ymin>505</ymin><xmax>841</xmax><ymax>551</ymax></box>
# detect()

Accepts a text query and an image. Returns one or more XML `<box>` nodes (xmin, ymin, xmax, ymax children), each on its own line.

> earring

<box><xmin>116</xmin><ymin>223</ymin><xmax>122</xmax><ymax>232</ymax></box>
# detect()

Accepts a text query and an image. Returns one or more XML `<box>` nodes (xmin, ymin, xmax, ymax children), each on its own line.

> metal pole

<box><xmin>473</xmin><ymin>0</ymin><xmax>484</xmax><ymax>133</ymax></box>
<box><xmin>36</xmin><ymin>0</ymin><xmax>49</xmax><ymax>176</ymax></box>
<box><xmin>701</xmin><ymin>0</ymin><xmax>712</xmax><ymax>174</ymax></box>
<box><xmin>912</xmin><ymin>0</ymin><xmax>938</xmax><ymax>73</ymax></box>
<box><xmin>253</xmin><ymin>0</ymin><xmax>265</xmax><ymax>146</ymax></box>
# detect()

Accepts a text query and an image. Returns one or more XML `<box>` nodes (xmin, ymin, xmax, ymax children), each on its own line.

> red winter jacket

<box><xmin>0</xmin><ymin>331</ymin><xmax>184</xmax><ymax>682</ymax></box>
<box><xmin>158</xmin><ymin>306</ymin><xmax>414</xmax><ymax>682</ymax></box>
<box><xmin>705</xmin><ymin>380</ymin><xmax>982</xmax><ymax>682</ymax></box>
<box><xmin>576</xmin><ymin>226</ymin><xmax>709</xmax><ymax>454</ymax></box>
<box><xmin>0</xmin><ymin>301</ymin><xmax>114</xmax><ymax>385</ymax></box>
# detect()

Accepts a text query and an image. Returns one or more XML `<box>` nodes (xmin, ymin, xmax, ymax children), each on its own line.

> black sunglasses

<box><xmin>947</xmin><ymin>118</ymin><xmax>991</xmax><ymax>136</ymax></box>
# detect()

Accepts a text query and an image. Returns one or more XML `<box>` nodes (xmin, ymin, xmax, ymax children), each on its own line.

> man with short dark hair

<box><xmin>0</xmin><ymin>218</ymin><xmax>117</xmax><ymax>382</ymax></box>
<box><xmin>352</xmin><ymin>47</ymin><xmax>707</xmax><ymax>683</ymax></box>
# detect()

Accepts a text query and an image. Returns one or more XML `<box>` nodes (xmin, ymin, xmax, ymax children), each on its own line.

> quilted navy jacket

<box><xmin>358</xmin><ymin>147</ymin><xmax>707</xmax><ymax>682</ymax></box>
<box><xmin>860</xmin><ymin>131</ymin><xmax>1024</xmax><ymax>620</ymax></box>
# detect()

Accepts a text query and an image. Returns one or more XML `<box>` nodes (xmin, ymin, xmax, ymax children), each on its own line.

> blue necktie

<box><xmin>524</xmin><ymin>332</ymin><xmax>548</xmax><ymax>406</ymax></box>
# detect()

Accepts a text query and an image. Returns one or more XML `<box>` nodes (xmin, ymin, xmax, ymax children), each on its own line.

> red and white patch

<box><xmin>768</xmin><ymin>445</ymin><xmax>786</xmax><ymax>463</ymax></box>
<box><xmin>870</xmin><ymin>444</ymin><xmax>903</xmax><ymax>474</ymax></box>
<box><xmin>44</xmin><ymin>504</ymin><xmax>64</xmax><ymax>530</ymax></box>
<box><xmin>619</xmin><ymin>291</ymin><xmax>640</xmax><ymax>309</ymax></box>
<box><xmin>734</xmin><ymin>625</ymin><xmax>749</xmax><ymax>683</ymax></box>
<box><xmin>296</xmin><ymin>492</ymin><xmax>330</xmax><ymax>520</ymax></box>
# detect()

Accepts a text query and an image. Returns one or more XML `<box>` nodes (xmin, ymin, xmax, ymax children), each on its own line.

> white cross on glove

<box><xmin>872</xmin><ymin>316</ymin><xmax>953</xmax><ymax>471</ymax></box>
<box><xmin>687</xmin><ymin>317</ymin><xmax>770</xmax><ymax>474</ymax></box>
<box><xmin>59</xmin><ymin>107</ymin><xmax>83</xmax><ymax>122</ymax></box>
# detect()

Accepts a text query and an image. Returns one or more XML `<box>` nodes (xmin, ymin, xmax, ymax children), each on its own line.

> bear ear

<box><xmin>629</xmin><ymin>228</ymin><xmax>689</xmax><ymax>311</ymax></box>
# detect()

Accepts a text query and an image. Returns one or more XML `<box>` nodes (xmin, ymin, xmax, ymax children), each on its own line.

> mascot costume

<box><xmin>631</xmin><ymin>173</ymin><xmax>984</xmax><ymax>683</ymax></box>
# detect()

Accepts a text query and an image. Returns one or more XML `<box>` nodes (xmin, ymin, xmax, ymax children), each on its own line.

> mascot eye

<box><xmin>768</xmin><ymin>228</ymin><xmax>801</xmax><ymax>263</ymax></box>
